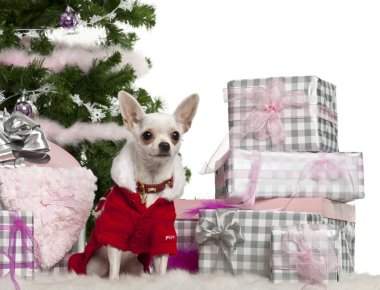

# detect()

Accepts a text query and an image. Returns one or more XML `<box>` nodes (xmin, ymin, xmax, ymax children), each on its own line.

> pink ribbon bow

<box><xmin>0</xmin><ymin>212</ymin><xmax>41</xmax><ymax>290</ymax></box>
<box><xmin>294</xmin><ymin>244</ymin><xmax>329</xmax><ymax>285</ymax></box>
<box><xmin>293</xmin><ymin>153</ymin><xmax>355</xmax><ymax>198</ymax></box>
<box><xmin>240</xmin><ymin>78</ymin><xmax>306</xmax><ymax>145</ymax></box>
<box><xmin>281</xmin><ymin>227</ymin><xmax>338</xmax><ymax>288</ymax></box>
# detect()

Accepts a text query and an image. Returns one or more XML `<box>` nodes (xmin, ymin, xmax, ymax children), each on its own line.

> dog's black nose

<box><xmin>159</xmin><ymin>142</ymin><xmax>170</xmax><ymax>152</ymax></box>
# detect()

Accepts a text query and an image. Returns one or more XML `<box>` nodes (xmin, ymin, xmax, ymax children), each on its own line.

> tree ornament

<box><xmin>59</xmin><ymin>6</ymin><xmax>78</xmax><ymax>29</ymax></box>
<box><xmin>14</xmin><ymin>97</ymin><xmax>33</xmax><ymax>117</ymax></box>
<box><xmin>31</xmin><ymin>103</ymin><xmax>39</xmax><ymax>117</ymax></box>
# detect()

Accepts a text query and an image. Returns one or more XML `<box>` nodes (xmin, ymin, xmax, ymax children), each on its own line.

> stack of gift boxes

<box><xmin>172</xmin><ymin>76</ymin><xmax>363</xmax><ymax>284</ymax></box>
<box><xmin>0</xmin><ymin>111</ymin><xmax>94</xmax><ymax>288</ymax></box>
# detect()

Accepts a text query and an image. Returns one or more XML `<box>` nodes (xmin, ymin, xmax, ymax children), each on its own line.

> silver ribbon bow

<box><xmin>0</xmin><ymin>110</ymin><xmax>50</xmax><ymax>167</ymax></box>
<box><xmin>195</xmin><ymin>210</ymin><xmax>245</xmax><ymax>274</ymax></box>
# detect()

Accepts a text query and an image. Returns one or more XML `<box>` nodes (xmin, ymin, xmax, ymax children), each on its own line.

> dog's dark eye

<box><xmin>142</xmin><ymin>131</ymin><xmax>153</xmax><ymax>140</ymax></box>
<box><xmin>172</xmin><ymin>131</ymin><xmax>180</xmax><ymax>141</ymax></box>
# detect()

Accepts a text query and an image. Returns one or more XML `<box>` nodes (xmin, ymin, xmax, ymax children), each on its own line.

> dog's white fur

<box><xmin>86</xmin><ymin>91</ymin><xmax>199</xmax><ymax>280</ymax></box>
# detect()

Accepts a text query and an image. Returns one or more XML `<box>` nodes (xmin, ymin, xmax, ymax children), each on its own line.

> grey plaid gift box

<box><xmin>0</xmin><ymin>207</ymin><xmax>86</xmax><ymax>275</ymax></box>
<box><xmin>196</xmin><ymin>209</ymin><xmax>354</xmax><ymax>277</ymax></box>
<box><xmin>0</xmin><ymin>210</ymin><xmax>38</xmax><ymax>287</ymax></box>
<box><xmin>215</xmin><ymin>149</ymin><xmax>364</xmax><ymax>202</ymax></box>
<box><xmin>325</xmin><ymin>218</ymin><xmax>355</xmax><ymax>272</ymax></box>
<box><xmin>226</xmin><ymin>76</ymin><xmax>338</xmax><ymax>152</ymax></box>
<box><xmin>270</xmin><ymin>224</ymin><xmax>339</xmax><ymax>283</ymax></box>
<box><xmin>175</xmin><ymin>219</ymin><xmax>197</xmax><ymax>251</ymax></box>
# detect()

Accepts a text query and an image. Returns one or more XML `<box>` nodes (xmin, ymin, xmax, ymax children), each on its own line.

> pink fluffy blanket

<box><xmin>0</xmin><ymin>166</ymin><xmax>96</xmax><ymax>268</ymax></box>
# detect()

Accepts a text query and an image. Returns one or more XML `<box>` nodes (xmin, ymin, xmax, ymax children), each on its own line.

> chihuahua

<box><xmin>69</xmin><ymin>91</ymin><xmax>199</xmax><ymax>280</ymax></box>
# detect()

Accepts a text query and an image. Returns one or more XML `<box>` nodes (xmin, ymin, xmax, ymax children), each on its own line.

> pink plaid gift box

<box><xmin>226</xmin><ymin>76</ymin><xmax>338</xmax><ymax>152</ymax></box>
<box><xmin>0</xmin><ymin>210</ymin><xmax>40</xmax><ymax>290</ymax></box>
<box><xmin>215</xmin><ymin>149</ymin><xmax>364</xmax><ymax>203</ymax></box>
<box><xmin>270</xmin><ymin>224</ymin><xmax>339</xmax><ymax>283</ymax></box>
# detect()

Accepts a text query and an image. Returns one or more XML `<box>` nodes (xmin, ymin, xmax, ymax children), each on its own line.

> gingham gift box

<box><xmin>270</xmin><ymin>224</ymin><xmax>339</xmax><ymax>283</ymax></box>
<box><xmin>226</xmin><ymin>76</ymin><xmax>338</xmax><ymax>152</ymax></box>
<box><xmin>215</xmin><ymin>148</ymin><xmax>364</xmax><ymax>203</ymax></box>
<box><xmin>0</xmin><ymin>210</ymin><xmax>39</xmax><ymax>289</ymax></box>
<box><xmin>195</xmin><ymin>209</ymin><xmax>354</xmax><ymax>277</ymax></box>
<box><xmin>1</xmin><ymin>198</ymin><xmax>87</xmax><ymax>275</ymax></box>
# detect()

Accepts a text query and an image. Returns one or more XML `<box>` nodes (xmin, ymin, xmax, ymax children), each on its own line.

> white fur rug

<box><xmin>1</xmin><ymin>271</ymin><xmax>380</xmax><ymax>290</ymax></box>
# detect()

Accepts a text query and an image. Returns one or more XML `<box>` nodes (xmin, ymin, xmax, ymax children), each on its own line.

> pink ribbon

<box><xmin>239</xmin><ymin>78</ymin><xmax>307</xmax><ymax>145</ymax></box>
<box><xmin>293</xmin><ymin>153</ymin><xmax>355</xmax><ymax>198</ymax></box>
<box><xmin>212</xmin><ymin>150</ymin><xmax>262</xmax><ymax>206</ymax></box>
<box><xmin>0</xmin><ymin>212</ymin><xmax>41</xmax><ymax>290</ymax></box>
<box><xmin>226</xmin><ymin>150</ymin><xmax>261</xmax><ymax>206</ymax></box>
<box><xmin>273</xmin><ymin>226</ymin><xmax>338</xmax><ymax>288</ymax></box>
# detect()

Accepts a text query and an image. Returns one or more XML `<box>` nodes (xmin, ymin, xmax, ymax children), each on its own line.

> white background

<box><xmin>134</xmin><ymin>0</ymin><xmax>380</xmax><ymax>275</ymax></box>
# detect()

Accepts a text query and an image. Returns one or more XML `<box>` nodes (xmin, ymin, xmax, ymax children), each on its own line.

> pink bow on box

<box><xmin>275</xmin><ymin>225</ymin><xmax>338</xmax><ymax>287</ymax></box>
<box><xmin>239</xmin><ymin>78</ymin><xmax>307</xmax><ymax>145</ymax></box>
<box><xmin>293</xmin><ymin>153</ymin><xmax>355</xmax><ymax>197</ymax></box>
<box><xmin>0</xmin><ymin>212</ymin><xmax>41</xmax><ymax>290</ymax></box>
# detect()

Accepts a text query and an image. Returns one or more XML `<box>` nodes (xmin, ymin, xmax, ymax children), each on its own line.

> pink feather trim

<box><xmin>35</xmin><ymin>117</ymin><xmax>132</xmax><ymax>146</ymax></box>
<box><xmin>0</xmin><ymin>46</ymin><xmax>149</xmax><ymax>76</ymax></box>
<box><xmin>183</xmin><ymin>200</ymin><xmax>238</xmax><ymax>218</ymax></box>
<box><xmin>168</xmin><ymin>247</ymin><xmax>199</xmax><ymax>273</ymax></box>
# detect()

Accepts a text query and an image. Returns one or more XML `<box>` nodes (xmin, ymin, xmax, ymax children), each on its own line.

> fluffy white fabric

<box><xmin>0</xmin><ymin>166</ymin><xmax>96</xmax><ymax>268</ymax></box>
<box><xmin>1</xmin><ymin>271</ymin><xmax>379</xmax><ymax>290</ymax></box>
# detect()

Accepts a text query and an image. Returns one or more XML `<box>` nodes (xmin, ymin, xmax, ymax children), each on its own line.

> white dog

<box><xmin>68</xmin><ymin>91</ymin><xmax>199</xmax><ymax>280</ymax></box>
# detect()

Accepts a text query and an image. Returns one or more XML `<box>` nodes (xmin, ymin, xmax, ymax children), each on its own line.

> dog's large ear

<box><xmin>174</xmin><ymin>94</ymin><xmax>199</xmax><ymax>133</ymax></box>
<box><xmin>118</xmin><ymin>91</ymin><xmax>145</xmax><ymax>130</ymax></box>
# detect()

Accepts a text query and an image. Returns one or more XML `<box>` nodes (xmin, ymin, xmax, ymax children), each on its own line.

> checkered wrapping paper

<box><xmin>197</xmin><ymin>209</ymin><xmax>322</xmax><ymax>277</ymax></box>
<box><xmin>175</xmin><ymin>219</ymin><xmax>198</xmax><ymax>249</ymax></box>
<box><xmin>322</xmin><ymin>218</ymin><xmax>355</xmax><ymax>273</ymax></box>
<box><xmin>167</xmin><ymin>219</ymin><xmax>199</xmax><ymax>272</ymax></box>
<box><xmin>270</xmin><ymin>224</ymin><xmax>339</xmax><ymax>283</ymax></box>
<box><xmin>0</xmin><ymin>210</ymin><xmax>35</xmax><ymax>279</ymax></box>
<box><xmin>227</xmin><ymin>76</ymin><xmax>338</xmax><ymax>152</ymax></box>
<box><xmin>215</xmin><ymin>149</ymin><xmax>364</xmax><ymax>202</ymax></box>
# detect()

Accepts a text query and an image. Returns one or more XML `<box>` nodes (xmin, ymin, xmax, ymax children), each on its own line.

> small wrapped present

<box><xmin>215</xmin><ymin>149</ymin><xmax>364</xmax><ymax>202</ymax></box>
<box><xmin>0</xmin><ymin>110</ymin><xmax>50</xmax><ymax>168</ymax></box>
<box><xmin>271</xmin><ymin>224</ymin><xmax>339</xmax><ymax>283</ymax></box>
<box><xmin>0</xmin><ymin>210</ymin><xmax>40</xmax><ymax>289</ymax></box>
<box><xmin>226</xmin><ymin>76</ymin><xmax>338</xmax><ymax>152</ymax></box>
<box><xmin>0</xmin><ymin>166</ymin><xmax>96</xmax><ymax>268</ymax></box>
<box><xmin>195</xmin><ymin>209</ymin><xmax>354</xmax><ymax>276</ymax></box>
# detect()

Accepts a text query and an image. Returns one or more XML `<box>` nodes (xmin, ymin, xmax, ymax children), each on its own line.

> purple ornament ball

<box><xmin>14</xmin><ymin>100</ymin><xmax>33</xmax><ymax>117</ymax></box>
<box><xmin>59</xmin><ymin>9</ymin><xmax>78</xmax><ymax>29</ymax></box>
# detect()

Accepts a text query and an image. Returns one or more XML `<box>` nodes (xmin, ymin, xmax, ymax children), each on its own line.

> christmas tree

<box><xmin>0</xmin><ymin>0</ymin><xmax>161</xmax><ymax>234</ymax></box>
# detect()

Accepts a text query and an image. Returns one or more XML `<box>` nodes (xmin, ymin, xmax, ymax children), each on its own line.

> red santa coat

<box><xmin>68</xmin><ymin>184</ymin><xmax>177</xmax><ymax>274</ymax></box>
